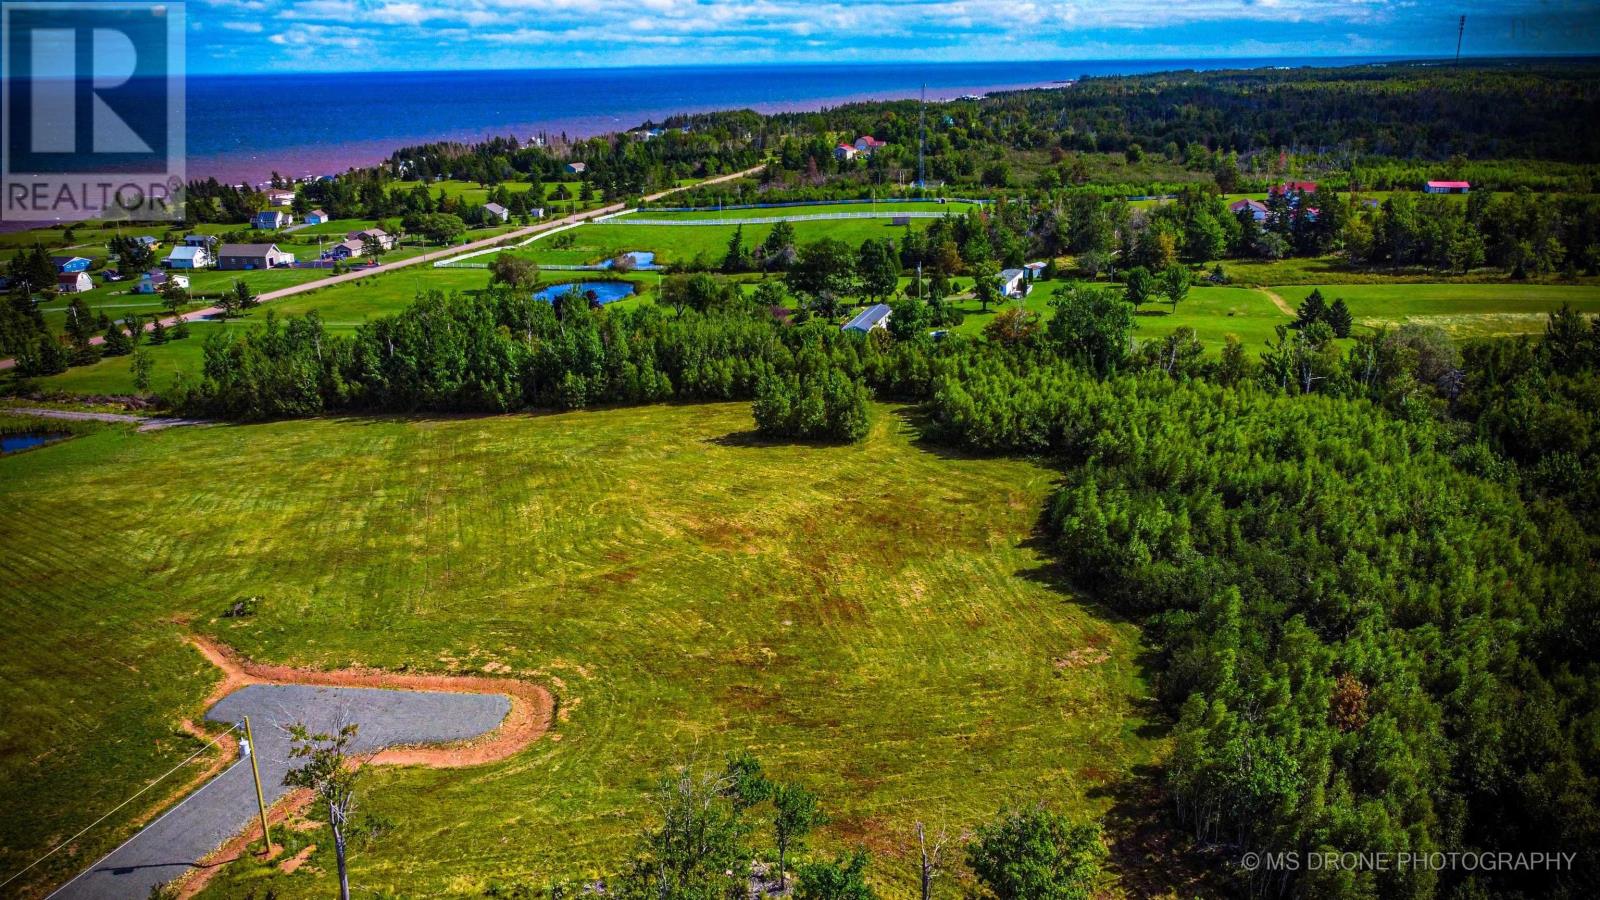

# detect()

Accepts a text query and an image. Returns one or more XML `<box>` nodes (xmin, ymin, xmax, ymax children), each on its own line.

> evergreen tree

<box><xmin>1325</xmin><ymin>297</ymin><xmax>1353</xmax><ymax>338</ymax></box>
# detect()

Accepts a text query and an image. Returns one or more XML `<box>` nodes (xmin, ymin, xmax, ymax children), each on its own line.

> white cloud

<box><xmin>197</xmin><ymin>0</ymin><xmax>1595</xmax><ymax>72</ymax></box>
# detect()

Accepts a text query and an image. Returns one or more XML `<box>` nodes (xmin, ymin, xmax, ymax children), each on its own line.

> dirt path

<box><xmin>45</xmin><ymin>636</ymin><xmax>554</xmax><ymax>900</ymax></box>
<box><xmin>2</xmin><ymin>406</ymin><xmax>209</xmax><ymax>431</ymax></box>
<box><xmin>1257</xmin><ymin>287</ymin><xmax>1297</xmax><ymax>318</ymax></box>
<box><xmin>0</xmin><ymin>165</ymin><xmax>764</xmax><ymax>371</ymax></box>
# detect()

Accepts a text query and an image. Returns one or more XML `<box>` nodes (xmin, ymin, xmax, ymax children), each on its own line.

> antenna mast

<box><xmin>1456</xmin><ymin>15</ymin><xmax>1466</xmax><ymax>63</ymax></box>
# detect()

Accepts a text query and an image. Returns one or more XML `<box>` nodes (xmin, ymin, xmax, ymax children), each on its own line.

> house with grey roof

<box><xmin>843</xmin><ymin>303</ymin><xmax>892</xmax><ymax>334</ymax></box>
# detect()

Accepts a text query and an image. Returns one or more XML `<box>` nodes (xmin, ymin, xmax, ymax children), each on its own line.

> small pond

<box><xmin>600</xmin><ymin>251</ymin><xmax>659</xmax><ymax>270</ymax></box>
<box><xmin>532</xmin><ymin>281</ymin><xmax>636</xmax><ymax>305</ymax></box>
<box><xmin>1</xmin><ymin>431</ymin><xmax>71</xmax><ymax>454</ymax></box>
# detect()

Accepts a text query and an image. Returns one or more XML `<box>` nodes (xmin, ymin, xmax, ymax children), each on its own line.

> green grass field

<box><xmin>515</xmin><ymin>219</ymin><xmax>934</xmax><ymax>268</ymax></box>
<box><xmin>626</xmin><ymin>201</ymin><xmax>980</xmax><ymax>220</ymax></box>
<box><xmin>1275</xmin><ymin>282</ymin><xmax>1600</xmax><ymax>339</ymax></box>
<box><xmin>0</xmin><ymin>402</ymin><xmax>1157</xmax><ymax>898</ymax></box>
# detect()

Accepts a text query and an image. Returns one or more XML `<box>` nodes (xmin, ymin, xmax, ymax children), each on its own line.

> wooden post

<box><xmin>243</xmin><ymin>716</ymin><xmax>271</xmax><ymax>852</ymax></box>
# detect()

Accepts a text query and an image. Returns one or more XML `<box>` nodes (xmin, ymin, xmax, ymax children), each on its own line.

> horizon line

<box><xmin>177</xmin><ymin>52</ymin><xmax>1599</xmax><ymax>79</ymax></box>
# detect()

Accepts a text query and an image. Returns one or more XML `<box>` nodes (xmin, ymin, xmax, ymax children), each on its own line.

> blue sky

<box><xmin>187</xmin><ymin>0</ymin><xmax>1600</xmax><ymax>74</ymax></box>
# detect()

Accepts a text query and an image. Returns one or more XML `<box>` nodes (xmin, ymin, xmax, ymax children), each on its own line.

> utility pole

<box><xmin>242</xmin><ymin>717</ymin><xmax>271</xmax><ymax>852</ymax></box>
<box><xmin>1456</xmin><ymin>15</ymin><xmax>1466</xmax><ymax>63</ymax></box>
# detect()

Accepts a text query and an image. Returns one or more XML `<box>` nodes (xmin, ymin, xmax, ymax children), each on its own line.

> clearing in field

<box><xmin>0</xmin><ymin>402</ymin><xmax>1158</xmax><ymax>897</ymax></box>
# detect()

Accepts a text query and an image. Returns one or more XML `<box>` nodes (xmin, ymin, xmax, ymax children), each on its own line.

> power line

<box><xmin>0</xmin><ymin>723</ymin><xmax>241</xmax><ymax>893</ymax></box>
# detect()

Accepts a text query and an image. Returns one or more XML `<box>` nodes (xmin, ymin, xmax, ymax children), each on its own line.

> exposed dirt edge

<box><xmin>188</xmin><ymin>634</ymin><xmax>554</xmax><ymax>768</ymax></box>
<box><xmin>164</xmin><ymin>634</ymin><xmax>555</xmax><ymax>898</ymax></box>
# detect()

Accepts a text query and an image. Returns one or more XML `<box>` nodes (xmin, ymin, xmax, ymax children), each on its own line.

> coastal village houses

<box><xmin>565</xmin><ymin>162</ymin><xmax>587</xmax><ymax>175</ymax></box>
<box><xmin>266</xmin><ymin>189</ymin><xmax>296</xmax><ymax>207</ymax></box>
<box><xmin>304</xmin><ymin>209</ymin><xmax>331</xmax><ymax>225</ymax></box>
<box><xmin>217</xmin><ymin>243</ymin><xmax>295</xmax><ymax>270</ymax></box>
<box><xmin>484</xmin><ymin>202</ymin><xmax>510</xmax><ymax>223</ymax></box>
<box><xmin>1425</xmin><ymin>180</ymin><xmax>1471</xmax><ymax>194</ymax></box>
<box><xmin>52</xmin><ymin>255</ymin><xmax>91</xmax><ymax>274</ymax></box>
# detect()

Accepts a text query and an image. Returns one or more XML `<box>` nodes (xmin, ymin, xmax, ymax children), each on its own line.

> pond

<box><xmin>600</xmin><ymin>251</ymin><xmax>659</xmax><ymax>270</ymax></box>
<box><xmin>532</xmin><ymin>281</ymin><xmax>636</xmax><ymax>305</ymax></box>
<box><xmin>1</xmin><ymin>431</ymin><xmax>71</xmax><ymax>454</ymax></box>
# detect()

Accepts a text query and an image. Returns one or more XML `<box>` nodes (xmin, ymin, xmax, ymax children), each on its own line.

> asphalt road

<box><xmin>48</xmin><ymin>684</ymin><xmax>510</xmax><ymax>900</ymax></box>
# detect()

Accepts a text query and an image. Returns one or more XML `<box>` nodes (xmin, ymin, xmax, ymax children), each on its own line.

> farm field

<box><xmin>1275</xmin><ymin>282</ymin><xmax>1600</xmax><ymax>339</ymax></box>
<box><xmin>625</xmin><ymin>200</ymin><xmax>982</xmax><ymax>220</ymax></box>
<box><xmin>514</xmin><ymin>219</ymin><xmax>933</xmax><ymax>268</ymax></box>
<box><xmin>0</xmin><ymin>402</ymin><xmax>1158</xmax><ymax>898</ymax></box>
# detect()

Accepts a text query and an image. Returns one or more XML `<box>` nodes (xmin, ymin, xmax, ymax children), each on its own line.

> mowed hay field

<box><xmin>0</xmin><ymin>403</ymin><xmax>1157</xmax><ymax>898</ymax></box>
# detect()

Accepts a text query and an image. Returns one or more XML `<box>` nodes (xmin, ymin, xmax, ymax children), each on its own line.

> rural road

<box><xmin>0</xmin><ymin>165</ymin><xmax>764</xmax><ymax>371</ymax></box>
<box><xmin>3</xmin><ymin>407</ymin><xmax>208</xmax><ymax>432</ymax></box>
<box><xmin>48</xmin><ymin>684</ymin><xmax>511</xmax><ymax>900</ymax></box>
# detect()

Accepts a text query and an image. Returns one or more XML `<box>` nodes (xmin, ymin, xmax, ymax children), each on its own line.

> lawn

<box><xmin>0</xmin><ymin>402</ymin><xmax>1158</xmax><ymax>898</ymax></box>
<box><xmin>514</xmin><ymin>219</ymin><xmax>936</xmax><ymax>269</ymax></box>
<box><xmin>1275</xmin><ymin>282</ymin><xmax>1600</xmax><ymax>339</ymax></box>
<box><xmin>626</xmin><ymin>201</ymin><xmax>981</xmax><ymax>220</ymax></box>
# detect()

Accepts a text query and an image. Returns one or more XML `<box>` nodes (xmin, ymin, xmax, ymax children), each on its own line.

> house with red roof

<box><xmin>1229</xmin><ymin>198</ymin><xmax>1269</xmax><ymax>222</ymax></box>
<box><xmin>853</xmin><ymin>135</ymin><xmax>887</xmax><ymax>155</ymax></box>
<box><xmin>1424</xmin><ymin>180</ymin><xmax>1471</xmax><ymax>194</ymax></box>
<box><xmin>1269</xmin><ymin>180</ymin><xmax>1318</xmax><ymax>197</ymax></box>
<box><xmin>835</xmin><ymin>143</ymin><xmax>859</xmax><ymax>161</ymax></box>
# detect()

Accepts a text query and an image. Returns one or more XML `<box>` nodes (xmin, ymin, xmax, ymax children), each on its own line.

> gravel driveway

<box><xmin>48</xmin><ymin>684</ymin><xmax>510</xmax><ymax>899</ymax></box>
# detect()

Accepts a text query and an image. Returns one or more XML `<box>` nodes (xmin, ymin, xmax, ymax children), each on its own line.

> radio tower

<box><xmin>1456</xmin><ymin>15</ymin><xmax>1466</xmax><ymax>63</ymax></box>
<box><xmin>917</xmin><ymin>85</ymin><xmax>927</xmax><ymax>190</ymax></box>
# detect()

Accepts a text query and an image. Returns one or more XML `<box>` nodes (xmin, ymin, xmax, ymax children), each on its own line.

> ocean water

<box><xmin>187</xmin><ymin>58</ymin><xmax>1403</xmax><ymax>184</ymax></box>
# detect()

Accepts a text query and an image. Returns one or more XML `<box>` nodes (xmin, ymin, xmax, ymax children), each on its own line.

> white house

<box><xmin>483</xmin><ymin>202</ymin><xmax>510</xmax><ymax>223</ymax></box>
<box><xmin>56</xmin><ymin>271</ymin><xmax>92</xmax><ymax>293</ymax></box>
<box><xmin>834</xmin><ymin>143</ymin><xmax>859</xmax><ymax>162</ymax></box>
<box><xmin>565</xmin><ymin>162</ymin><xmax>587</xmax><ymax>175</ymax></box>
<box><xmin>528</xmin><ymin>206</ymin><xmax>546</xmax><ymax>219</ymax></box>
<box><xmin>253</xmin><ymin>209</ymin><xmax>292</xmax><ymax>229</ymax></box>
<box><xmin>843</xmin><ymin>303</ymin><xmax>891</xmax><ymax>334</ymax></box>
<box><xmin>265</xmin><ymin>189</ymin><xmax>296</xmax><ymax>207</ymax></box>
<box><xmin>304</xmin><ymin>209</ymin><xmax>331</xmax><ymax>225</ymax></box>
<box><xmin>164</xmin><ymin>245</ymin><xmax>212</xmax><ymax>269</ymax></box>
<box><xmin>346</xmin><ymin>228</ymin><xmax>396</xmax><ymax>251</ymax></box>
<box><xmin>998</xmin><ymin>268</ymin><xmax>1029</xmax><ymax>300</ymax></box>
